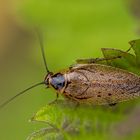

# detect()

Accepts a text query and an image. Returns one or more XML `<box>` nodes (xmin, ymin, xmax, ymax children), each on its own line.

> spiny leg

<box><xmin>76</xmin><ymin>57</ymin><xmax>121</xmax><ymax>64</ymax></box>
<box><xmin>76</xmin><ymin>46</ymin><xmax>132</xmax><ymax>64</ymax></box>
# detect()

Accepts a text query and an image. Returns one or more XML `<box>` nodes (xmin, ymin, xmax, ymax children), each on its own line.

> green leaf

<box><xmin>29</xmin><ymin>100</ymin><xmax>125</xmax><ymax>140</ymax></box>
<box><xmin>26</xmin><ymin>128</ymin><xmax>58</xmax><ymax>140</ymax></box>
<box><xmin>28</xmin><ymin>100</ymin><xmax>140</xmax><ymax>140</ymax></box>
<box><xmin>31</xmin><ymin>103</ymin><xmax>63</xmax><ymax>128</ymax></box>
<box><xmin>129</xmin><ymin>39</ymin><xmax>140</xmax><ymax>67</ymax></box>
<box><xmin>101</xmin><ymin>48</ymin><xmax>140</xmax><ymax>75</ymax></box>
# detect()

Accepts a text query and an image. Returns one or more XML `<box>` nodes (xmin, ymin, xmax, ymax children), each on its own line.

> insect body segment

<box><xmin>58</xmin><ymin>64</ymin><xmax>140</xmax><ymax>105</ymax></box>
<box><xmin>45</xmin><ymin>73</ymin><xmax>66</xmax><ymax>90</ymax></box>
<box><xmin>44</xmin><ymin>63</ymin><xmax>140</xmax><ymax>105</ymax></box>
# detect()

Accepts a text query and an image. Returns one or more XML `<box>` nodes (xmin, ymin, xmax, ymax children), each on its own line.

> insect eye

<box><xmin>51</xmin><ymin>74</ymin><xmax>65</xmax><ymax>90</ymax></box>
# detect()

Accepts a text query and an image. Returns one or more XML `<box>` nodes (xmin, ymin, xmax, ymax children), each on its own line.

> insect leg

<box><xmin>48</xmin><ymin>93</ymin><xmax>59</xmax><ymax>105</ymax></box>
<box><xmin>109</xmin><ymin>103</ymin><xmax>117</xmax><ymax>106</ymax></box>
<box><xmin>56</xmin><ymin>92</ymin><xmax>59</xmax><ymax>100</ymax></box>
<box><xmin>76</xmin><ymin>46</ymin><xmax>132</xmax><ymax>64</ymax></box>
<box><xmin>76</xmin><ymin>57</ymin><xmax>121</xmax><ymax>64</ymax></box>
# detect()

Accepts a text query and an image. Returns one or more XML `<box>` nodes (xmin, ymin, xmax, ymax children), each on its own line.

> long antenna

<box><xmin>36</xmin><ymin>28</ymin><xmax>50</xmax><ymax>73</ymax></box>
<box><xmin>0</xmin><ymin>82</ymin><xmax>44</xmax><ymax>109</ymax></box>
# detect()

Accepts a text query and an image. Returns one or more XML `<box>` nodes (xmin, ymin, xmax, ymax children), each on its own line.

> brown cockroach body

<box><xmin>1</xmin><ymin>30</ymin><xmax>140</xmax><ymax>109</ymax></box>
<box><xmin>45</xmin><ymin>64</ymin><xmax>140</xmax><ymax>105</ymax></box>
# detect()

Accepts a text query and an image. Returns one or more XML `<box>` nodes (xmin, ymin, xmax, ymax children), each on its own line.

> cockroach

<box><xmin>0</xmin><ymin>30</ymin><xmax>140</xmax><ymax>108</ymax></box>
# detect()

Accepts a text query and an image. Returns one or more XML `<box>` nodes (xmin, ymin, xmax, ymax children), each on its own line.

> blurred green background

<box><xmin>0</xmin><ymin>0</ymin><xmax>139</xmax><ymax>139</ymax></box>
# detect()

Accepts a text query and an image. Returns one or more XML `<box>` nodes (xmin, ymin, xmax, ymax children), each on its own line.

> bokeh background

<box><xmin>0</xmin><ymin>0</ymin><xmax>140</xmax><ymax>139</ymax></box>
